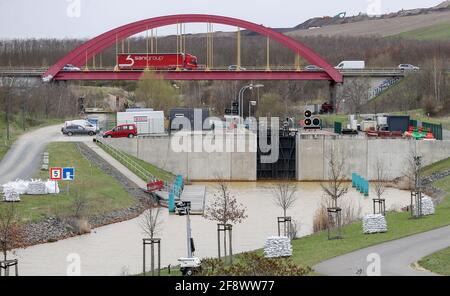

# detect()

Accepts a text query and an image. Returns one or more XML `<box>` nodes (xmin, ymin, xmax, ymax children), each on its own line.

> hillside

<box><xmin>397</xmin><ymin>21</ymin><xmax>450</xmax><ymax>40</ymax></box>
<box><xmin>286</xmin><ymin>10</ymin><xmax>450</xmax><ymax>38</ymax></box>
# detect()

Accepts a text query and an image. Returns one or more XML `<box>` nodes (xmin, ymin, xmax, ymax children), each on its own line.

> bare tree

<box><xmin>140</xmin><ymin>199</ymin><xmax>163</xmax><ymax>239</ymax></box>
<box><xmin>403</xmin><ymin>150</ymin><xmax>423</xmax><ymax>191</ymax></box>
<box><xmin>321</xmin><ymin>147</ymin><xmax>348</xmax><ymax>208</ymax></box>
<box><xmin>340</xmin><ymin>78</ymin><xmax>370</xmax><ymax>114</ymax></box>
<box><xmin>374</xmin><ymin>158</ymin><xmax>389</xmax><ymax>200</ymax></box>
<box><xmin>270</xmin><ymin>181</ymin><xmax>298</xmax><ymax>218</ymax></box>
<box><xmin>204</xmin><ymin>182</ymin><xmax>247</xmax><ymax>225</ymax></box>
<box><xmin>0</xmin><ymin>202</ymin><xmax>21</xmax><ymax>261</ymax></box>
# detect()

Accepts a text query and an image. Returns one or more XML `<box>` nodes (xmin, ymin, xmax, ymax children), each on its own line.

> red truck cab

<box><xmin>103</xmin><ymin>124</ymin><xmax>137</xmax><ymax>138</ymax></box>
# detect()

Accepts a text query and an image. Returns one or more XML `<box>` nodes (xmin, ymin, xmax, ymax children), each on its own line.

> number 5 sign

<box><xmin>50</xmin><ymin>167</ymin><xmax>63</xmax><ymax>180</ymax></box>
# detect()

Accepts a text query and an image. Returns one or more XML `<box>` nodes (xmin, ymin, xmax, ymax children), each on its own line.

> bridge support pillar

<box><xmin>329</xmin><ymin>82</ymin><xmax>342</xmax><ymax>113</ymax></box>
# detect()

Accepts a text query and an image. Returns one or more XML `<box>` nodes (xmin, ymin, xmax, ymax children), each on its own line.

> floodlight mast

<box><xmin>183</xmin><ymin>201</ymin><xmax>193</xmax><ymax>258</ymax></box>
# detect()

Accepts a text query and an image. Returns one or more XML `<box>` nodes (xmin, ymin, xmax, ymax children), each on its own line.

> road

<box><xmin>0</xmin><ymin>124</ymin><xmax>93</xmax><ymax>185</ymax></box>
<box><xmin>313</xmin><ymin>225</ymin><xmax>450</xmax><ymax>276</ymax></box>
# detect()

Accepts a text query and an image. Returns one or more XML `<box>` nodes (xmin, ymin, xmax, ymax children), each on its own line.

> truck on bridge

<box><xmin>117</xmin><ymin>53</ymin><xmax>199</xmax><ymax>70</ymax></box>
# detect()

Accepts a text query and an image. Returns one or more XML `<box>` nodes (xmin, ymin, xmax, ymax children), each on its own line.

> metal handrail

<box><xmin>95</xmin><ymin>138</ymin><xmax>156</xmax><ymax>183</ymax></box>
<box><xmin>95</xmin><ymin>137</ymin><xmax>175</xmax><ymax>192</ymax></box>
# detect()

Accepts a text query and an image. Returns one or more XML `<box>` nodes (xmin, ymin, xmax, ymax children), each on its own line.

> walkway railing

<box><xmin>94</xmin><ymin>137</ymin><xmax>157</xmax><ymax>183</ymax></box>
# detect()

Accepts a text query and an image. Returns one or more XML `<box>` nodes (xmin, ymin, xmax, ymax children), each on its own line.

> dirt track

<box><xmin>288</xmin><ymin>10</ymin><xmax>450</xmax><ymax>38</ymax></box>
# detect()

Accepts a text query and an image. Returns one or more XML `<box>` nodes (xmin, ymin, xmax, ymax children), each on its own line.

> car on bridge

<box><xmin>62</xmin><ymin>64</ymin><xmax>81</xmax><ymax>71</ymax></box>
<box><xmin>398</xmin><ymin>64</ymin><xmax>420</xmax><ymax>72</ymax></box>
<box><xmin>62</xmin><ymin>124</ymin><xmax>96</xmax><ymax>136</ymax></box>
<box><xmin>228</xmin><ymin>65</ymin><xmax>247</xmax><ymax>71</ymax></box>
<box><xmin>304</xmin><ymin>65</ymin><xmax>323</xmax><ymax>71</ymax></box>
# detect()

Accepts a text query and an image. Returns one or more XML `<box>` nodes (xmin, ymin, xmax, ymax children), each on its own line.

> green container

<box><xmin>422</xmin><ymin>122</ymin><xmax>443</xmax><ymax>140</ymax></box>
<box><xmin>334</xmin><ymin>121</ymin><xmax>342</xmax><ymax>134</ymax></box>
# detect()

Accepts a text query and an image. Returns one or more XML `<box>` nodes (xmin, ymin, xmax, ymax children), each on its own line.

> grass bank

<box><xmin>418</xmin><ymin>247</ymin><xmax>450</xmax><ymax>275</ymax></box>
<box><xmin>421</xmin><ymin>157</ymin><xmax>450</xmax><ymax>177</ymax></box>
<box><xmin>287</xmin><ymin>175</ymin><xmax>450</xmax><ymax>268</ymax></box>
<box><xmin>398</xmin><ymin>21</ymin><xmax>450</xmax><ymax>40</ymax></box>
<box><xmin>0</xmin><ymin>142</ymin><xmax>136</xmax><ymax>224</ymax></box>
<box><xmin>96</xmin><ymin>140</ymin><xmax>174</xmax><ymax>183</ymax></box>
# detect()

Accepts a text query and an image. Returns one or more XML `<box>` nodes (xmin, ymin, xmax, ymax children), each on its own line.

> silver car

<box><xmin>62</xmin><ymin>64</ymin><xmax>81</xmax><ymax>71</ymax></box>
<box><xmin>398</xmin><ymin>64</ymin><xmax>420</xmax><ymax>72</ymax></box>
<box><xmin>228</xmin><ymin>65</ymin><xmax>247</xmax><ymax>71</ymax></box>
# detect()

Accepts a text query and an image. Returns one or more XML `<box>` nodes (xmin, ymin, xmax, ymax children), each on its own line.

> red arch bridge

<box><xmin>43</xmin><ymin>14</ymin><xmax>344</xmax><ymax>83</ymax></box>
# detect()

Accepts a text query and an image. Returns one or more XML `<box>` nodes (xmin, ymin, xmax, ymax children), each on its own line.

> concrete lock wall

<box><xmin>297</xmin><ymin>137</ymin><xmax>450</xmax><ymax>181</ymax></box>
<box><xmin>102</xmin><ymin>132</ymin><xmax>257</xmax><ymax>181</ymax></box>
<box><xmin>102</xmin><ymin>135</ymin><xmax>450</xmax><ymax>182</ymax></box>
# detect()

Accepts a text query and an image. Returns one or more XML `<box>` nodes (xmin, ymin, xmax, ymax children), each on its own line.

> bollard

<box><xmin>168</xmin><ymin>191</ymin><xmax>175</xmax><ymax>213</ymax></box>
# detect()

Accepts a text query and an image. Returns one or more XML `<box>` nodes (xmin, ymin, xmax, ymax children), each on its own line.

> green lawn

<box><xmin>421</xmin><ymin>157</ymin><xmax>450</xmax><ymax>177</ymax></box>
<box><xmin>418</xmin><ymin>247</ymin><xmax>450</xmax><ymax>275</ymax></box>
<box><xmin>96</xmin><ymin>140</ymin><xmax>175</xmax><ymax>183</ymax></box>
<box><xmin>398</xmin><ymin>21</ymin><xmax>450</xmax><ymax>40</ymax></box>
<box><xmin>0</xmin><ymin>142</ymin><xmax>136</xmax><ymax>224</ymax></box>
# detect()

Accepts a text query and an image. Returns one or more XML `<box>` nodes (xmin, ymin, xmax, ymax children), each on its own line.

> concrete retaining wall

<box><xmin>101</xmin><ymin>134</ymin><xmax>450</xmax><ymax>182</ymax></box>
<box><xmin>297</xmin><ymin>137</ymin><xmax>450</xmax><ymax>181</ymax></box>
<box><xmin>102</xmin><ymin>132</ymin><xmax>257</xmax><ymax>181</ymax></box>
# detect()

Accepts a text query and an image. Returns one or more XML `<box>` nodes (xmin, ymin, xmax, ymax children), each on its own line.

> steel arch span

<box><xmin>43</xmin><ymin>14</ymin><xmax>343</xmax><ymax>83</ymax></box>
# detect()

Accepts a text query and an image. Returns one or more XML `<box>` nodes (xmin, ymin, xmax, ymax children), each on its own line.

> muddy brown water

<box><xmin>10</xmin><ymin>182</ymin><xmax>410</xmax><ymax>276</ymax></box>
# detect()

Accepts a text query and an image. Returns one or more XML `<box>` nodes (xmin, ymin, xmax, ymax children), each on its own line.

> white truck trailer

<box><xmin>335</xmin><ymin>60</ymin><xmax>365</xmax><ymax>69</ymax></box>
<box><xmin>117</xmin><ymin>110</ymin><xmax>165</xmax><ymax>135</ymax></box>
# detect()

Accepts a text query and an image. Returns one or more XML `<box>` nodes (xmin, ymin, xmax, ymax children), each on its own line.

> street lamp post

<box><xmin>248</xmin><ymin>100</ymin><xmax>257</xmax><ymax>118</ymax></box>
<box><xmin>238</xmin><ymin>84</ymin><xmax>264</xmax><ymax>125</ymax></box>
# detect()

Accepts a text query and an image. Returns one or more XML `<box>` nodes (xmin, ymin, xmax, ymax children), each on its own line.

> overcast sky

<box><xmin>0</xmin><ymin>0</ymin><xmax>444</xmax><ymax>39</ymax></box>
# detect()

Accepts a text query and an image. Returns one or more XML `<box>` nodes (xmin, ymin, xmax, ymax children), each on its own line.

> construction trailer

<box><xmin>117</xmin><ymin>109</ymin><xmax>165</xmax><ymax>135</ymax></box>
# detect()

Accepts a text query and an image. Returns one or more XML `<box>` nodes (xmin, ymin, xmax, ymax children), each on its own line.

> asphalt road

<box><xmin>313</xmin><ymin>225</ymin><xmax>450</xmax><ymax>276</ymax></box>
<box><xmin>0</xmin><ymin>124</ymin><xmax>94</xmax><ymax>185</ymax></box>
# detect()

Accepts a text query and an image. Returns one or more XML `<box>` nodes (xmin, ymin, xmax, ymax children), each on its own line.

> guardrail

<box><xmin>94</xmin><ymin>137</ymin><xmax>174</xmax><ymax>192</ymax></box>
<box><xmin>95</xmin><ymin>138</ymin><xmax>156</xmax><ymax>182</ymax></box>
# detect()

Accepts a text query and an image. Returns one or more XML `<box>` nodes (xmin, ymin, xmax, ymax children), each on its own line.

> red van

<box><xmin>103</xmin><ymin>124</ymin><xmax>137</xmax><ymax>138</ymax></box>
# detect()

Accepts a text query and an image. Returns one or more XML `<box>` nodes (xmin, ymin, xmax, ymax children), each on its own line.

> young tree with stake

<box><xmin>204</xmin><ymin>182</ymin><xmax>247</xmax><ymax>263</ymax></box>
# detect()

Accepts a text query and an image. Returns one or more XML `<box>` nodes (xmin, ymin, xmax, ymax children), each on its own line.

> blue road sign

<box><xmin>62</xmin><ymin>167</ymin><xmax>75</xmax><ymax>181</ymax></box>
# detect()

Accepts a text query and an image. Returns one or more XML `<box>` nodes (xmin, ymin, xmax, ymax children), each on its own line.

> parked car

<box><xmin>228</xmin><ymin>65</ymin><xmax>247</xmax><ymax>71</ymax></box>
<box><xmin>62</xmin><ymin>64</ymin><xmax>81</xmax><ymax>71</ymax></box>
<box><xmin>62</xmin><ymin>125</ymin><xmax>96</xmax><ymax>136</ymax></box>
<box><xmin>398</xmin><ymin>64</ymin><xmax>420</xmax><ymax>71</ymax></box>
<box><xmin>62</xmin><ymin>120</ymin><xmax>97</xmax><ymax>133</ymax></box>
<box><xmin>304</xmin><ymin>65</ymin><xmax>323</xmax><ymax>71</ymax></box>
<box><xmin>103</xmin><ymin>124</ymin><xmax>137</xmax><ymax>138</ymax></box>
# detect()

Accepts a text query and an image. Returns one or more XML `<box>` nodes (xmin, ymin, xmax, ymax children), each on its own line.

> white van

<box><xmin>335</xmin><ymin>61</ymin><xmax>365</xmax><ymax>70</ymax></box>
<box><xmin>62</xmin><ymin>120</ymin><xmax>97</xmax><ymax>132</ymax></box>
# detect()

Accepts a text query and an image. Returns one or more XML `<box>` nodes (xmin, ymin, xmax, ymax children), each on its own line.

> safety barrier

<box><xmin>168</xmin><ymin>175</ymin><xmax>184</xmax><ymax>213</ymax></box>
<box><xmin>352</xmin><ymin>173</ymin><xmax>369</xmax><ymax>196</ymax></box>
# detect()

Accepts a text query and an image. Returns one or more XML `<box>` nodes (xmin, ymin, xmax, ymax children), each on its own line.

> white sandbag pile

<box><xmin>363</xmin><ymin>214</ymin><xmax>387</xmax><ymax>234</ymax></box>
<box><xmin>3</xmin><ymin>179</ymin><xmax>29</xmax><ymax>194</ymax></box>
<box><xmin>264</xmin><ymin>236</ymin><xmax>292</xmax><ymax>258</ymax></box>
<box><xmin>2</xmin><ymin>185</ymin><xmax>21</xmax><ymax>202</ymax></box>
<box><xmin>45</xmin><ymin>180</ymin><xmax>60</xmax><ymax>194</ymax></box>
<box><xmin>421</xmin><ymin>196</ymin><xmax>435</xmax><ymax>216</ymax></box>
<box><xmin>2</xmin><ymin>179</ymin><xmax>60</xmax><ymax>198</ymax></box>
<box><xmin>26</xmin><ymin>180</ymin><xmax>47</xmax><ymax>195</ymax></box>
